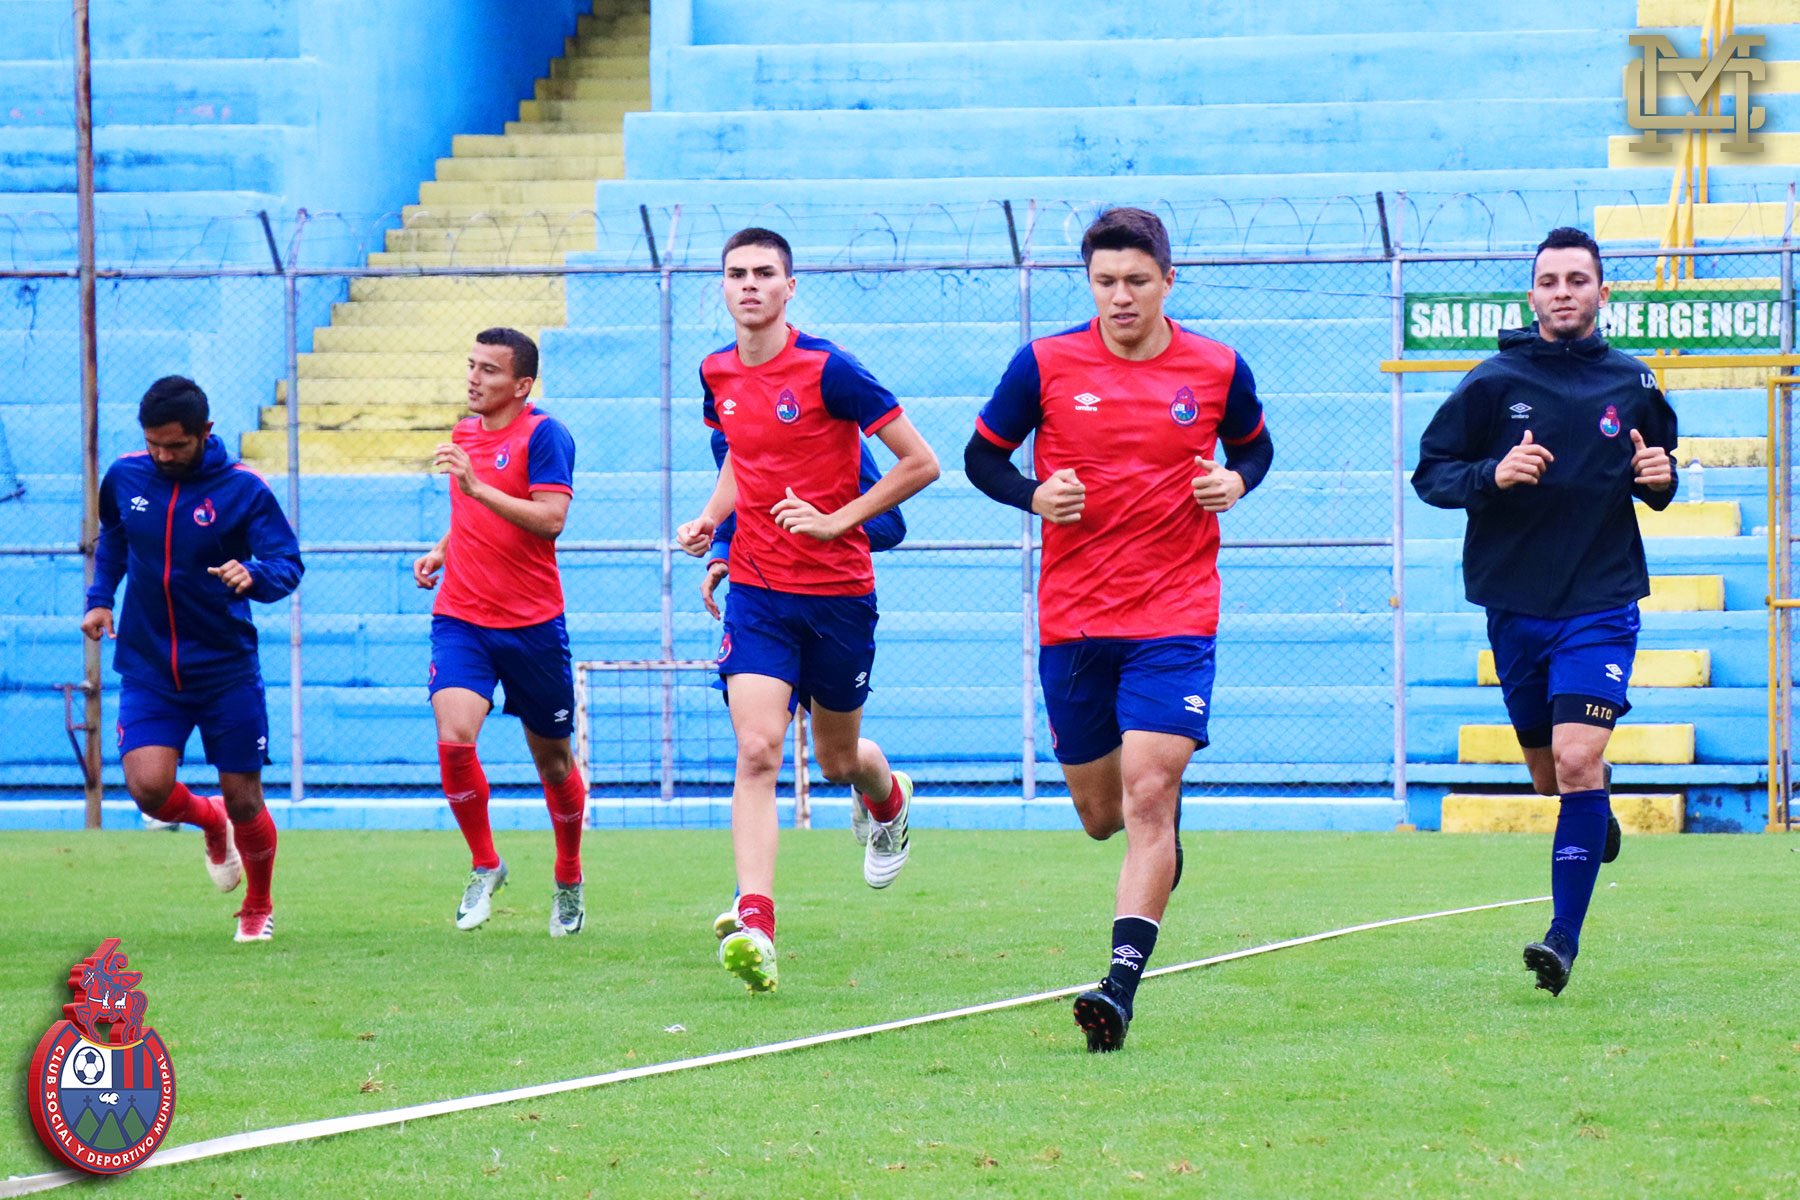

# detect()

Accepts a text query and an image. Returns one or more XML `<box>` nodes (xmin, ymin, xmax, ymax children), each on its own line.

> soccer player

<box><xmin>963</xmin><ymin>208</ymin><xmax>1273</xmax><ymax>1051</ymax></box>
<box><xmin>1413</xmin><ymin>226</ymin><xmax>1676</xmax><ymax>997</ymax></box>
<box><xmin>412</xmin><ymin>327</ymin><xmax>588</xmax><ymax>937</ymax></box>
<box><xmin>676</xmin><ymin>227</ymin><xmax>940</xmax><ymax>993</ymax></box>
<box><xmin>81</xmin><ymin>376</ymin><xmax>303</xmax><ymax>943</ymax></box>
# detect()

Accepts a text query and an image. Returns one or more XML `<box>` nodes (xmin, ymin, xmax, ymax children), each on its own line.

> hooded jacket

<box><xmin>1412</xmin><ymin>325</ymin><xmax>1678</xmax><ymax>619</ymax></box>
<box><xmin>85</xmin><ymin>435</ymin><xmax>304</xmax><ymax>692</ymax></box>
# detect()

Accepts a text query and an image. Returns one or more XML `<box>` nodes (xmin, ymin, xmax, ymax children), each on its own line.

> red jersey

<box><xmin>975</xmin><ymin>319</ymin><xmax>1265</xmax><ymax>644</ymax></box>
<box><xmin>434</xmin><ymin>404</ymin><xmax>575</xmax><ymax>629</ymax></box>
<box><xmin>702</xmin><ymin>326</ymin><xmax>902</xmax><ymax>596</ymax></box>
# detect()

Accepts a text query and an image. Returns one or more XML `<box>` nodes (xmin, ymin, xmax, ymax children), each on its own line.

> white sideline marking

<box><xmin>0</xmin><ymin>895</ymin><xmax>1547</xmax><ymax>1197</ymax></box>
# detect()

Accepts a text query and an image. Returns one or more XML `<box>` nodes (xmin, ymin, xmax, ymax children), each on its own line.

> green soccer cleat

<box><xmin>719</xmin><ymin>927</ymin><xmax>778</xmax><ymax>993</ymax></box>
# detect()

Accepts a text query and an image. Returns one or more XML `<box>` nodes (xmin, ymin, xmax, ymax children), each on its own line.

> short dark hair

<box><xmin>1533</xmin><ymin>226</ymin><xmax>1604</xmax><ymax>283</ymax></box>
<box><xmin>139</xmin><ymin>376</ymin><xmax>209</xmax><ymax>435</ymax></box>
<box><xmin>475</xmin><ymin>327</ymin><xmax>538</xmax><ymax>381</ymax></box>
<box><xmin>721</xmin><ymin>226</ymin><xmax>794</xmax><ymax>276</ymax></box>
<box><xmin>1080</xmin><ymin>207</ymin><xmax>1173</xmax><ymax>273</ymax></box>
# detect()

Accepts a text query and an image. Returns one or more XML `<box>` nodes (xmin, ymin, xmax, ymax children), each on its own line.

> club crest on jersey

<box><xmin>27</xmin><ymin>939</ymin><xmax>176</xmax><ymax>1177</ymax></box>
<box><xmin>191</xmin><ymin>499</ymin><xmax>215</xmax><ymax>527</ymax></box>
<box><xmin>494</xmin><ymin>447</ymin><xmax>511</xmax><ymax>470</ymax></box>
<box><xmin>774</xmin><ymin>390</ymin><xmax>800</xmax><ymax>424</ymax></box>
<box><xmin>1170</xmin><ymin>386</ymin><xmax>1198</xmax><ymax>427</ymax></box>
<box><xmin>1599</xmin><ymin>405</ymin><xmax>1621</xmax><ymax>438</ymax></box>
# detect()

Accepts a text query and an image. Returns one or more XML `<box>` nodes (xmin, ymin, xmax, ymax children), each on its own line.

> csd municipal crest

<box><xmin>27</xmin><ymin>939</ymin><xmax>176</xmax><ymax>1175</ymax></box>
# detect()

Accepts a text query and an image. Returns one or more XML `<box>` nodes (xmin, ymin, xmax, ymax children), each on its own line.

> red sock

<box><xmin>439</xmin><ymin>741</ymin><xmax>499</xmax><ymax>870</ymax></box>
<box><xmin>150</xmin><ymin>781</ymin><xmax>225</xmax><ymax>838</ymax></box>
<box><xmin>231</xmin><ymin>808</ymin><xmax>278</xmax><ymax>912</ymax></box>
<box><xmin>861</xmin><ymin>774</ymin><xmax>903</xmax><ymax>823</ymax></box>
<box><xmin>737</xmin><ymin>893</ymin><xmax>775</xmax><ymax>942</ymax></box>
<box><xmin>543</xmin><ymin>767</ymin><xmax>586</xmax><ymax>886</ymax></box>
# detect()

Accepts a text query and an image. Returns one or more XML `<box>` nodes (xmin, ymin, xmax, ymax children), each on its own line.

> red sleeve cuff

<box><xmin>862</xmin><ymin>406</ymin><xmax>903</xmax><ymax>436</ymax></box>
<box><xmin>975</xmin><ymin>416</ymin><xmax>1022</xmax><ymax>451</ymax></box>
<box><xmin>1221</xmin><ymin>415</ymin><xmax>1265</xmax><ymax>447</ymax></box>
<box><xmin>528</xmin><ymin>484</ymin><xmax>574</xmax><ymax>496</ymax></box>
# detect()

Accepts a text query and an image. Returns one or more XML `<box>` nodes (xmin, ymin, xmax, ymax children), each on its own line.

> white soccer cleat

<box><xmin>203</xmin><ymin>803</ymin><xmax>242</xmax><ymax>894</ymax></box>
<box><xmin>718</xmin><ymin>927</ymin><xmax>778</xmax><ymax>993</ymax></box>
<box><xmin>713</xmin><ymin>899</ymin><xmax>741</xmax><ymax>940</ymax></box>
<box><xmin>850</xmin><ymin>787</ymin><xmax>872</xmax><ymax>846</ymax></box>
<box><xmin>549</xmin><ymin>881</ymin><xmax>585</xmax><ymax>937</ymax></box>
<box><xmin>233</xmin><ymin>908</ymin><xmax>274</xmax><ymax>943</ymax></box>
<box><xmin>862</xmin><ymin>771</ymin><xmax>913</xmax><ymax>889</ymax></box>
<box><xmin>455</xmin><ymin>861</ymin><xmax>508</xmax><ymax>930</ymax></box>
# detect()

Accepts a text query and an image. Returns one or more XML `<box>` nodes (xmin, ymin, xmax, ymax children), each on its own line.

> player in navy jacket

<box><xmin>81</xmin><ymin>377</ymin><xmax>303</xmax><ymax>943</ymax></box>
<box><xmin>1413</xmin><ymin>228</ymin><xmax>1677</xmax><ymax>998</ymax></box>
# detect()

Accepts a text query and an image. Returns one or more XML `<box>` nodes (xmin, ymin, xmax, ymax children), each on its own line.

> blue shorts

<box><xmin>429</xmin><ymin>614</ymin><xmax>575</xmax><ymax>741</ymax></box>
<box><xmin>718</xmin><ymin>583</ymin><xmax>877</xmax><ymax>713</ymax></box>
<box><xmin>1486</xmin><ymin>603</ymin><xmax>1639</xmax><ymax>747</ymax></box>
<box><xmin>1040</xmin><ymin>636</ymin><xmax>1215</xmax><ymax>765</ymax></box>
<box><xmin>116</xmin><ymin>675</ymin><xmax>271</xmax><ymax>774</ymax></box>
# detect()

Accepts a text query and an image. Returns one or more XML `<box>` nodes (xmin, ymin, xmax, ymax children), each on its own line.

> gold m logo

<box><xmin>1624</xmin><ymin>33</ymin><xmax>1767</xmax><ymax>154</ymax></box>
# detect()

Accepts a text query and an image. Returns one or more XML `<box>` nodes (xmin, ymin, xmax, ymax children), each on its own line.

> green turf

<box><xmin>2</xmin><ymin>828</ymin><xmax>1796</xmax><ymax>1197</ymax></box>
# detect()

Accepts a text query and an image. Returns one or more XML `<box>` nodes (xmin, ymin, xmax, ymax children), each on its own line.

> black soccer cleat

<box><xmin>1072</xmin><ymin>981</ymin><xmax>1132</xmax><ymax>1053</ymax></box>
<box><xmin>1171</xmin><ymin>797</ymin><xmax>1184</xmax><ymax>893</ymax></box>
<box><xmin>1602</xmin><ymin>814</ymin><xmax>1621</xmax><ymax>864</ymax></box>
<box><xmin>1522</xmin><ymin>932</ymin><xmax>1575</xmax><ymax>997</ymax></box>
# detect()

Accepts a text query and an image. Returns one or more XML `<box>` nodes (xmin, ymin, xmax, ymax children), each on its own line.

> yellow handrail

<box><xmin>1656</xmin><ymin>0</ymin><xmax>1736</xmax><ymax>288</ymax></box>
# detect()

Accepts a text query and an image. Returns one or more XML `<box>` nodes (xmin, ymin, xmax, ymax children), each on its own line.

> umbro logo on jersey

<box><xmin>1509</xmin><ymin>403</ymin><xmax>1531</xmax><ymax>419</ymax></box>
<box><xmin>1605</xmin><ymin>663</ymin><xmax>1623</xmax><ymax>683</ymax></box>
<box><xmin>1074</xmin><ymin>392</ymin><xmax>1102</xmax><ymax>412</ymax></box>
<box><xmin>129</xmin><ymin>495</ymin><xmax>148</xmax><ymax>513</ymax></box>
<box><xmin>1183</xmin><ymin>694</ymin><xmax>1207</xmax><ymax>714</ymax></box>
<box><xmin>720</xmin><ymin>398</ymin><xmax>737</xmax><ymax>417</ymax></box>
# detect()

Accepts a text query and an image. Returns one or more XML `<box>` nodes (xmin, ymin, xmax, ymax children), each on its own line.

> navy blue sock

<box><xmin>1547</xmin><ymin>789</ymin><xmax>1611</xmax><ymax>955</ymax></box>
<box><xmin>1105</xmin><ymin>916</ymin><xmax>1160</xmax><ymax>1010</ymax></box>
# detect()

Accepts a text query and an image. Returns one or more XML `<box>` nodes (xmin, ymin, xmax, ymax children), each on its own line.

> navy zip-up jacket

<box><xmin>1412</xmin><ymin>325</ymin><xmax>1678</xmax><ymax>619</ymax></box>
<box><xmin>85</xmin><ymin>435</ymin><xmax>304</xmax><ymax>692</ymax></box>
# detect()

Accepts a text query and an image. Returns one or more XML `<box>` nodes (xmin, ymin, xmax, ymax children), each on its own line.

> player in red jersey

<box><xmin>676</xmin><ymin>227</ymin><xmax>940</xmax><ymax>993</ymax></box>
<box><xmin>965</xmin><ymin>208</ymin><xmax>1275</xmax><ymax>1050</ymax></box>
<box><xmin>412</xmin><ymin>327</ymin><xmax>588</xmax><ymax>937</ymax></box>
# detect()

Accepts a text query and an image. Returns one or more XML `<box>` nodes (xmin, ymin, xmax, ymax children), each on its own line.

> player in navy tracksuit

<box><xmin>81</xmin><ymin>377</ymin><xmax>304</xmax><ymax>943</ymax></box>
<box><xmin>1413</xmin><ymin>228</ymin><xmax>1677</xmax><ymax>996</ymax></box>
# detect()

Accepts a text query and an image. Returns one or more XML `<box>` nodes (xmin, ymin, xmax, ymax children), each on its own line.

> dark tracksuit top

<box><xmin>85</xmin><ymin>435</ymin><xmax>304</xmax><ymax>693</ymax></box>
<box><xmin>1411</xmin><ymin>325</ymin><xmax>1679</xmax><ymax>620</ymax></box>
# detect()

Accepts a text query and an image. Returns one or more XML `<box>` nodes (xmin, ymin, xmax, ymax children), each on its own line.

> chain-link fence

<box><xmin>5</xmin><ymin>227</ymin><xmax>1795</xmax><ymax>829</ymax></box>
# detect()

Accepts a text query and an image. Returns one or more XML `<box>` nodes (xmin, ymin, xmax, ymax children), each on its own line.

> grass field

<box><xmin>2</xmin><ymin>827</ymin><xmax>1797</xmax><ymax>1198</ymax></box>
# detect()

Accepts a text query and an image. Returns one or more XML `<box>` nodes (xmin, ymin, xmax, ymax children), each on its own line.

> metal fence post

<box><xmin>74</xmin><ymin>0</ymin><xmax>102</xmax><ymax>828</ymax></box>
<box><xmin>1006</xmin><ymin>201</ymin><xmax>1037</xmax><ymax>805</ymax></box>
<box><xmin>282</xmin><ymin>213</ymin><xmax>306</xmax><ymax>804</ymax></box>
<box><xmin>1388</xmin><ymin>198</ymin><xmax>1409</xmax><ymax>823</ymax></box>
<box><xmin>644</xmin><ymin>207</ymin><xmax>678</xmax><ymax>805</ymax></box>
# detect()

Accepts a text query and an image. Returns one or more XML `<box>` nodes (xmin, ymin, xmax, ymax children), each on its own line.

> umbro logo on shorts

<box><xmin>1182</xmin><ymin>694</ymin><xmax>1207</xmax><ymax>714</ymax></box>
<box><xmin>1605</xmin><ymin>663</ymin><xmax>1623</xmax><ymax>683</ymax></box>
<box><xmin>554</xmin><ymin>709</ymin><xmax>570</xmax><ymax>723</ymax></box>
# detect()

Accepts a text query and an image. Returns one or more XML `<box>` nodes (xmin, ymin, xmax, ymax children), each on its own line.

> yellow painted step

<box><xmin>576</xmin><ymin>9</ymin><xmax>651</xmax><ymax>39</ymax></box>
<box><xmin>1635</xmin><ymin>500</ymin><xmax>1740</xmax><ymax>537</ymax></box>
<box><xmin>262</xmin><ymin>403</ymin><xmax>465</xmax><ymax>431</ymax></box>
<box><xmin>435</xmin><ymin>156</ymin><xmax>621</xmax><ymax>183</ymax></box>
<box><xmin>536</xmin><ymin>78</ymin><xmax>650</xmax><ymax>103</ymax></box>
<box><xmin>418</xmin><ymin>180</ymin><xmax>595</xmax><ymax>206</ymax></box>
<box><xmin>551</xmin><ymin>59</ymin><xmax>655</xmax><ymax>86</ymax></box>
<box><xmin>382</xmin><ymin>227</ymin><xmax>597</xmax><ymax>256</ymax></box>
<box><xmin>452</xmin><ymin>133</ymin><xmax>622</xmax><ymax>158</ymax></box>
<box><xmin>1610</xmin><ymin>129</ymin><xmax>1800</xmax><ymax>167</ymax></box>
<box><xmin>329</xmin><ymin>299</ymin><xmax>567</xmax><ymax>327</ymax></box>
<box><xmin>366</xmin><ymin>250</ymin><xmax>575</xmax><ymax>267</ymax></box>
<box><xmin>400</xmin><ymin>204</ymin><xmax>594</xmax><ymax>228</ymax></box>
<box><xmin>1476</xmin><ymin>648</ymin><xmax>1710</xmax><ymax>687</ymax></box>
<box><xmin>347</xmin><ymin>276</ymin><xmax>565</xmax><ymax>304</ymax></box>
<box><xmin>1458</xmin><ymin>724</ymin><xmax>1694</xmax><ymax>764</ymax></box>
<box><xmin>1643</xmin><ymin>575</ymin><xmax>1725</xmax><ymax>611</ymax></box>
<box><xmin>1674</xmin><ymin>436</ymin><xmax>1764</xmax><ymax>467</ymax></box>
<box><xmin>240</xmin><ymin>430</ymin><xmax>445</xmax><ymax>475</ymax></box>
<box><xmin>298</xmin><ymin>351</ymin><xmax>482</xmax><ymax>379</ymax></box>
<box><xmin>1611</xmin><ymin>277</ymin><xmax>1781</xmax><ymax>293</ymax></box>
<box><xmin>1639</xmin><ymin>0</ymin><xmax>1799</xmax><ymax>22</ymax></box>
<box><xmin>314</xmin><ymin>325</ymin><xmax>556</xmax><ymax>354</ymax></box>
<box><xmin>283</xmin><ymin>379</ymin><xmax>479</xmax><ymax>406</ymax></box>
<box><xmin>1596</xmin><ymin>202</ymin><xmax>1794</xmax><ymax>242</ymax></box>
<box><xmin>518</xmin><ymin>98</ymin><xmax>648</xmax><ymax>124</ymax></box>
<box><xmin>1441</xmin><ymin>794</ymin><xmax>1684</xmax><ymax>834</ymax></box>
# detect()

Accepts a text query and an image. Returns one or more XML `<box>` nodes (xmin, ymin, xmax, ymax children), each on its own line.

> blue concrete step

<box><xmin>1405</xmin><ymin>610</ymin><xmax>1767</xmax><ymax>687</ymax></box>
<box><xmin>1407</xmin><ymin>685</ymin><xmax>1765</xmax><ymax>763</ymax></box>
<box><xmin>1407</xmin><ymin>535</ymin><xmax>1768</xmax><ymax>611</ymax></box>
<box><xmin>0</xmin><ymin>126</ymin><xmax>293</xmax><ymax>193</ymax></box>
<box><xmin>622</xmin><ymin>100</ymin><xmax>1624</xmax><ymax>181</ymax></box>
<box><xmin>8</xmin><ymin>3</ymin><xmax>302</xmax><ymax>59</ymax></box>
<box><xmin>659</xmin><ymin>32</ymin><xmax>1624</xmax><ymax>112</ymax></box>
<box><xmin>0</xmin><ymin>59</ymin><xmax>316</xmax><ymax>127</ymax></box>
<box><xmin>0</xmin><ymin>193</ymin><xmax>290</xmax><ymax>267</ymax></box>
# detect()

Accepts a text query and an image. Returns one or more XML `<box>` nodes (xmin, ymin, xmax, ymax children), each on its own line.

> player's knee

<box><xmin>735</xmin><ymin>728</ymin><xmax>786</xmax><ymax>776</ymax></box>
<box><xmin>1076</xmin><ymin>808</ymin><xmax>1123</xmax><ymax>840</ymax></box>
<box><xmin>1530</xmin><ymin>769</ymin><xmax>1559</xmax><ymax>797</ymax></box>
<box><xmin>812</xmin><ymin>744</ymin><xmax>861</xmax><ymax>784</ymax></box>
<box><xmin>129</xmin><ymin>778</ymin><xmax>174</xmax><ymax>814</ymax></box>
<box><xmin>1552</xmin><ymin>742</ymin><xmax>1605</xmax><ymax>790</ymax></box>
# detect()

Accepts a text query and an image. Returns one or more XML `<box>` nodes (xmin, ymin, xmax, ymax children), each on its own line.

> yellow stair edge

<box><xmin>1635</xmin><ymin>500</ymin><xmax>1740</xmax><ymax>537</ymax></box>
<box><xmin>1609</xmin><ymin>128</ymin><xmax>1800</xmax><ymax>168</ymax></box>
<box><xmin>1595</xmin><ymin>202</ymin><xmax>1794</xmax><ymax>242</ymax></box>
<box><xmin>1458</xmin><ymin>724</ymin><xmax>1695</xmax><ymax>764</ymax></box>
<box><xmin>1442</xmin><ymin>793</ymin><xmax>1684</xmax><ymax>834</ymax></box>
<box><xmin>1476</xmin><ymin>649</ymin><xmax>1709</xmax><ymax>688</ymax></box>
<box><xmin>1638</xmin><ymin>0</ymin><xmax>1800</xmax><ymax>25</ymax></box>
<box><xmin>1674</xmin><ymin>437</ymin><xmax>1764</xmax><ymax>467</ymax></box>
<box><xmin>1643</xmin><ymin>575</ymin><xmax>1725</xmax><ymax>611</ymax></box>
